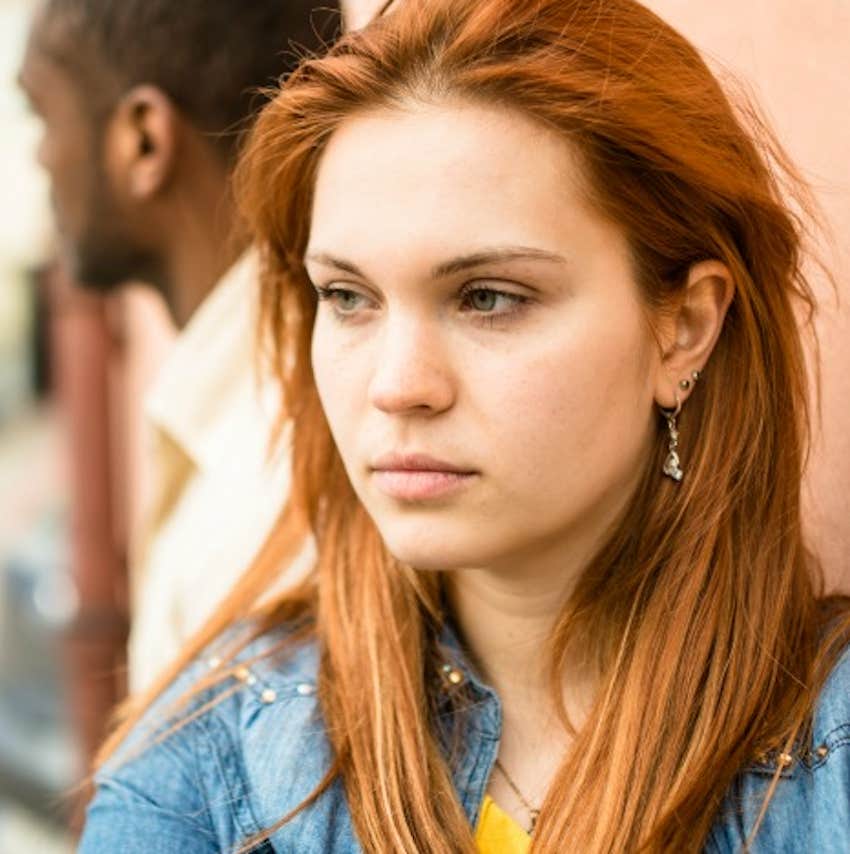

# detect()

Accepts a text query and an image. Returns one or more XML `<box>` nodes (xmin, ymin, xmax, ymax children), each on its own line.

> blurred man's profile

<box><xmin>18</xmin><ymin>0</ymin><xmax>341</xmax><ymax>693</ymax></box>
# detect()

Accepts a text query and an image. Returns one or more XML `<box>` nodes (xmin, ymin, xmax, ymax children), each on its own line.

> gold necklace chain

<box><xmin>494</xmin><ymin>758</ymin><xmax>541</xmax><ymax>834</ymax></box>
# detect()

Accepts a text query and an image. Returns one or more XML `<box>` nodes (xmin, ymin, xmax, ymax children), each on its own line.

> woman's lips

<box><xmin>370</xmin><ymin>453</ymin><xmax>478</xmax><ymax>501</ymax></box>
<box><xmin>371</xmin><ymin>469</ymin><xmax>477</xmax><ymax>501</ymax></box>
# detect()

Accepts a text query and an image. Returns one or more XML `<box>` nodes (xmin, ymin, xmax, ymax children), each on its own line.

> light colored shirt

<box><xmin>127</xmin><ymin>252</ymin><xmax>300</xmax><ymax>694</ymax></box>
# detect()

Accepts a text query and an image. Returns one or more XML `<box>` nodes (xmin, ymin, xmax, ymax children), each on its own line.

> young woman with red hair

<box><xmin>80</xmin><ymin>0</ymin><xmax>850</xmax><ymax>851</ymax></box>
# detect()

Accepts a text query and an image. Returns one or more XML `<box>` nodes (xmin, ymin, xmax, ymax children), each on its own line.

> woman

<box><xmin>80</xmin><ymin>0</ymin><xmax>850</xmax><ymax>851</ymax></box>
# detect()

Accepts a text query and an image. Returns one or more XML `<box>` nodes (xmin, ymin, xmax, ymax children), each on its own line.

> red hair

<box><xmin>98</xmin><ymin>1</ymin><xmax>849</xmax><ymax>851</ymax></box>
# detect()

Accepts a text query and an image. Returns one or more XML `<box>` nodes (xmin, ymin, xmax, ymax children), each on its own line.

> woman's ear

<box><xmin>654</xmin><ymin>260</ymin><xmax>734</xmax><ymax>409</ymax></box>
<box><xmin>102</xmin><ymin>84</ymin><xmax>179</xmax><ymax>202</ymax></box>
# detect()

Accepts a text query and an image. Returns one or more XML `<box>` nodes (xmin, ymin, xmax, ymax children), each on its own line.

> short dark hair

<box><xmin>42</xmin><ymin>0</ymin><xmax>342</xmax><ymax>159</ymax></box>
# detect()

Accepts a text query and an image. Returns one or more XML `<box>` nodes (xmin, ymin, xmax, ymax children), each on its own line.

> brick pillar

<box><xmin>45</xmin><ymin>266</ymin><xmax>129</xmax><ymax>832</ymax></box>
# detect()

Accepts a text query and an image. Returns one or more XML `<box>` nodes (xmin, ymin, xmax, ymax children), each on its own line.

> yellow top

<box><xmin>475</xmin><ymin>795</ymin><xmax>532</xmax><ymax>853</ymax></box>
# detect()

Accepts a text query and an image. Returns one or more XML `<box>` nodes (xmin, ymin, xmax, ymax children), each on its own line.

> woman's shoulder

<box><xmin>111</xmin><ymin>620</ymin><xmax>322</xmax><ymax>751</ymax></box>
<box><xmin>81</xmin><ymin>622</ymin><xmax>331</xmax><ymax>853</ymax></box>
<box><xmin>708</xmin><ymin>641</ymin><xmax>850</xmax><ymax>853</ymax></box>
<box><xmin>205</xmin><ymin>618</ymin><xmax>322</xmax><ymax>699</ymax></box>
<box><xmin>811</xmin><ymin>639</ymin><xmax>850</xmax><ymax>744</ymax></box>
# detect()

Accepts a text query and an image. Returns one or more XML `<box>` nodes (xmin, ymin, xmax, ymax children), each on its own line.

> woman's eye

<box><xmin>460</xmin><ymin>287</ymin><xmax>528</xmax><ymax>316</ymax></box>
<box><xmin>315</xmin><ymin>286</ymin><xmax>371</xmax><ymax>315</ymax></box>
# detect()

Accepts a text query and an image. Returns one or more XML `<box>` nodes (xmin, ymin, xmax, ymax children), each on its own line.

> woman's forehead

<box><xmin>308</xmin><ymin>100</ymin><xmax>600</xmax><ymax>260</ymax></box>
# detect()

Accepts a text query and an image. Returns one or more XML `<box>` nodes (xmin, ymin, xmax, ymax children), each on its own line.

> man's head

<box><xmin>19</xmin><ymin>0</ymin><xmax>340</xmax><ymax>295</ymax></box>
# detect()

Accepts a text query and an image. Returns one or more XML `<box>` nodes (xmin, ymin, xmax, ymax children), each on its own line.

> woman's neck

<box><xmin>439</xmin><ymin>480</ymin><xmax>637</xmax><ymax>818</ymax></box>
<box><xmin>444</xmin><ymin>561</ymin><xmax>597</xmax><ymax>819</ymax></box>
<box><xmin>446</xmin><ymin>567</ymin><xmax>563</xmax><ymax>697</ymax></box>
<box><xmin>443</xmin><ymin>515</ymin><xmax>610</xmax><ymax>706</ymax></box>
<box><xmin>443</xmin><ymin>463</ymin><xmax>639</xmax><ymax>707</ymax></box>
<box><xmin>446</xmin><ymin>568</ymin><xmax>597</xmax><ymax>714</ymax></box>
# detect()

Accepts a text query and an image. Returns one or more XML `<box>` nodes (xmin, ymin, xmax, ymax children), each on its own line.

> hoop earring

<box><xmin>661</xmin><ymin>395</ymin><xmax>684</xmax><ymax>482</ymax></box>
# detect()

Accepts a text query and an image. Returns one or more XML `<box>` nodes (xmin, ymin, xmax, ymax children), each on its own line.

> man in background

<box><xmin>18</xmin><ymin>0</ymin><xmax>341</xmax><ymax>693</ymax></box>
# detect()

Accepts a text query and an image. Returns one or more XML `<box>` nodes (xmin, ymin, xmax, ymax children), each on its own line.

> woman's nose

<box><xmin>367</xmin><ymin>316</ymin><xmax>455</xmax><ymax>416</ymax></box>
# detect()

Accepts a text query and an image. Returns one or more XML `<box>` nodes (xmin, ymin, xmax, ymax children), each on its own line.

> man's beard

<box><xmin>64</xmin><ymin>173</ymin><xmax>163</xmax><ymax>297</ymax></box>
<box><xmin>67</xmin><ymin>226</ymin><xmax>158</xmax><ymax>294</ymax></box>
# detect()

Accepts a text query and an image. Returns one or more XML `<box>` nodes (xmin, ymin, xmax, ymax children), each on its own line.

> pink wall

<box><xmin>644</xmin><ymin>0</ymin><xmax>850</xmax><ymax>587</ymax></box>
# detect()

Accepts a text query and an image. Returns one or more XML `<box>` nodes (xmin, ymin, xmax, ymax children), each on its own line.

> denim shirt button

<box><xmin>296</xmin><ymin>682</ymin><xmax>316</xmax><ymax>696</ymax></box>
<box><xmin>440</xmin><ymin>663</ymin><xmax>465</xmax><ymax>688</ymax></box>
<box><xmin>260</xmin><ymin>688</ymin><xmax>278</xmax><ymax>704</ymax></box>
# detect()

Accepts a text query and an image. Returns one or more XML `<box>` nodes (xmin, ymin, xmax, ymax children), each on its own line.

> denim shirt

<box><xmin>80</xmin><ymin>623</ymin><xmax>850</xmax><ymax>853</ymax></box>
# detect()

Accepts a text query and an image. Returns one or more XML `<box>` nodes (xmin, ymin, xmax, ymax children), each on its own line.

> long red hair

<box><xmin>97</xmin><ymin>1</ymin><xmax>849</xmax><ymax>851</ymax></box>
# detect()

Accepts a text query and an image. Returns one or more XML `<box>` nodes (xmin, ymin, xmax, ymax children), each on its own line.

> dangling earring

<box><xmin>662</xmin><ymin>396</ymin><xmax>684</xmax><ymax>482</ymax></box>
<box><xmin>661</xmin><ymin>369</ymin><xmax>701</xmax><ymax>482</ymax></box>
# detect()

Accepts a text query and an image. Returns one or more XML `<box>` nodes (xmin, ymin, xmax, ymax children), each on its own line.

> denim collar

<box><xmin>434</xmin><ymin>619</ymin><xmax>500</xmax><ymax>722</ymax></box>
<box><xmin>430</xmin><ymin>618</ymin><xmax>502</xmax><ymax>824</ymax></box>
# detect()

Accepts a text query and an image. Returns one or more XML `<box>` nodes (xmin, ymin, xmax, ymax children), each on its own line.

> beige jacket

<box><xmin>128</xmin><ymin>253</ymin><xmax>304</xmax><ymax>693</ymax></box>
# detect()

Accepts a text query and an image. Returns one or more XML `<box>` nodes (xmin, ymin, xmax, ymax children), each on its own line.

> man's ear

<box><xmin>654</xmin><ymin>260</ymin><xmax>735</xmax><ymax>410</ymax></box>
<box><xmin>102</xmin><ymin>85</ymin><xmax>179</xmax><ymax>201</ymax></box>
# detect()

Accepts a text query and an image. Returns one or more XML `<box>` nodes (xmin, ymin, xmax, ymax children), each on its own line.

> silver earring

<box><xmin>662</xmin><ymin>395</ymin><xmax>683</xmax><ymax>482</ymax></box>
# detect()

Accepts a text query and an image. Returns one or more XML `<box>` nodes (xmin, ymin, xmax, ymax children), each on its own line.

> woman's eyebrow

<box><xmin>431</xmin><ymin>247</ymin><xmax>567</xmax><ymax>278</ymax></box>
<box><xmin>304</xmin><ymin>253</ymin><xmax>365</xmax><ymax>277</ymax></box>
<box><xmin>304</xmin><ymin>247</ymin><xmax>568</xmax><ymax>280</ymax></box>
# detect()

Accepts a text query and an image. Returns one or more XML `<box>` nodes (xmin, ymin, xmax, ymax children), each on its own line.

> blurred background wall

<box><xmin>0</xmin><ymin>0</ymin><xmax>175</xmax><ymax>847</ymax></box>
<box><xmin>0</xmin><ymin>0</ymin><xmax>74</xmax><ymax>848</ymax></box>
<box><xmin>0</xmin><ymin>0</ymin><xmax>847</xmax><ymax>849</ymax></box>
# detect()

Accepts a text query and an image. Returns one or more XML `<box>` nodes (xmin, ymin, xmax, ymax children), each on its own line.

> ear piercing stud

<box><xmin>678</xmin><ymin>369</ymin><xmax>702</xmax><ymax>391</ymax></box>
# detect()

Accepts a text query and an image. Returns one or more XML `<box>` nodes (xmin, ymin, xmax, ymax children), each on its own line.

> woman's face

<box><xmin>307</xmin><ymin>101</ymin><xmax>663</xmax><ymax>574</ymax></box>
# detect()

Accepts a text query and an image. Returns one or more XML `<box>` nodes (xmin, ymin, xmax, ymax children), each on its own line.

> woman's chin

<box><xmin>379</xmin><ymin>530</ymin><xmax>500</xmax><ymax>573</ymax></box>
<box><xmin>365</xmin><ymin>501</ymin><xmax>517</xmax><ymax>572</ymax></box>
